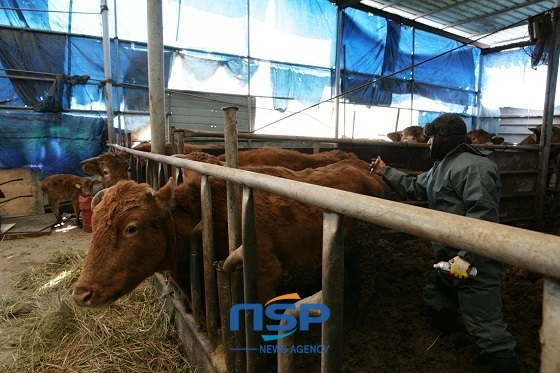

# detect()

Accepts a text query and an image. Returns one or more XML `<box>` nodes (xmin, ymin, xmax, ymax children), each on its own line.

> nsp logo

<box><xmin>230</xmin><ymin>293</ymin><xmax>330</xmax><ymax>342</ymax></box>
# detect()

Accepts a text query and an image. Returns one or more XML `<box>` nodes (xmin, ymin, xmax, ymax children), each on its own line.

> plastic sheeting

<box><xmin>0</xmin><ymin>112</ymin><xmax>107</xmax><ymax>179</ymax></box>
<box><xmin>340</xmin><ymin>9</ymin><xmax>479</xmax><ymax>108</ymax></box>
<box><xmin>0</xmin><ymin>0</ymin><xmax>480</xmax><ymax>112</ymax></box>
<box><xmin>271</xmin><ymin>64</ymin><xmax>331</xmax><ymax>111</ymax></box>
<box><xmin>0</xmin><ymin>28</ymin><xmax>66</xmax><ymax>108</ymax></box>
<box><xmin>0</xmin><ymin>0</ymin><xmax>486</xmax><ymax>174</ymax></box>
<box><xmin>480</xmin><ymin>47</ymin><xmax>560</xmax><ymax>112</ymax></box>
<box><xmin>0</xmin><ymin>27</ymin><xmax>174</xmax><ymax>112</ymax></box>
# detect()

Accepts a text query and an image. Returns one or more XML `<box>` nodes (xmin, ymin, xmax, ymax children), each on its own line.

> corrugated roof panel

<box><xmin>358</xmin><ymin>0</ymin><xmax>557</xmax><ymax>48</ymax></box>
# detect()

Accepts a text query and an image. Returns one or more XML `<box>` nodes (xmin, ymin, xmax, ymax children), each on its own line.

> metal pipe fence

<box><xmin>111</xmin><ymin>143</ymin><xmax>560</xmax><ymax>372</ymax></box>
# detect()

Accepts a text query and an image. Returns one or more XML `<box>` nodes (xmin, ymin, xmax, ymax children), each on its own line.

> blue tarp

<box><xmin>0</xmin><ymin>112</ymin><xmax>107</xmax><ymax>179</ymax></box>
<box><xmin>0</xmin><ymin>0</ymin><xmax>485</xmax><ymax>174</ymax></box>
<box><xmin>340</xmin><ymin>9</ymin><xmax>479</xmax><ymax>108</ymax></box>
<box><xmin>0</xmin><ymin>0</ymin><xmax>479</xmax><ymax>112</ymax></box>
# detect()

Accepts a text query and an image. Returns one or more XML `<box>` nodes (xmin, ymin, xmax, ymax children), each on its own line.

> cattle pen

<box><xmin>109</xmin><ymin>138</ymin><xmax>560</xmax><ymax>373</ymax></box>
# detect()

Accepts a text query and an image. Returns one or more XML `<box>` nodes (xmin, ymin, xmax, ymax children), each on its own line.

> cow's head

<box><xmin>72</xmin><ymin>179</ymin><xmax>175</xmax><ymax>307</ymax></box>
<box><xmin>530</xmin><ymin>125</ymin><xmax>560</xmax><ymax>143</ymax></box>
<box><xmin>386</xmin><ymin>131</ymin><xmax>402</xmax><ymax>142</ymax></box>
<box><xmin>401</xmin><ymin>126</ymin><xmax>427</xmax><ymax>143</ymax></box>
<box><xmin>467</xmin><ymin>129</ymin><xmax>504</xmax><ymax>145</ymax></box>
<box><xmin>78</xmin><ymin>178</ymin><xmax>100</xmax><ymax>197</ymax></box>
<box><xmin>81</xmin><ymin>152</ymin><xmax>132</xmax><ymax>188</ymax></box>
<box><xmin>387</xmin><ymin>126</ymin><xmax>427</xmax><ymax>143</ymax></box>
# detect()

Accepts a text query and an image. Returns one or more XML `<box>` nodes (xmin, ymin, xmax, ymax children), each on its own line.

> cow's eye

<box><xmin>103</xmin><ymin>170</ymin><xmax>109</xmax><ymax>176</ymax></box>
<box><xmin>125</xmin><ymin>225</ymin><xmax>138</xmax><ymax>235</ymax></box>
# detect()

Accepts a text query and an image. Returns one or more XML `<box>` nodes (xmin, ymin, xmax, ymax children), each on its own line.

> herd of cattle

<box><xmin>72</xmin><ymin>150</ymin><xmax>387</xmax><ymax>327</ymax></box>
<box><xmin>35</xmin><ymin>125</ymin><xmax>559</xmax><ymax>325</ymax></box>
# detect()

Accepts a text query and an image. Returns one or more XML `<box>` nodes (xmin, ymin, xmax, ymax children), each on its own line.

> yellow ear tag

<box><xmin>75</xmin><ymin>183</ymin><xmax>81</xmax><ymax>189</ymax></box>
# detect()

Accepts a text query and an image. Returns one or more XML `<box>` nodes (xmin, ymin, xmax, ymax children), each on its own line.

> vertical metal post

<box><xmin>146</xmin><ymin>160</ymin><xmax>158</xmax><ymax>189</ymax></box>
<box><xmin>100</xmin><ymin>0</ymin><xmax>115</xmax><ymax>143</ymax></box>
<box><xmin>147</xmin><ymin>0</ymin><xmax>166</xmax><ymax>155</ymax></box>
<box><xmin>333</xmin><ymin>8</ymin><xmax>343</xmax><ymax>139</ymax></box>
<box><xmin>189</xmin><ymin>223</ymin><xmax>205</xmax><ymax>329</ymax></box>
<box><xmin>313</xmin><ymin>142</ymin><xmax>321</xmax><ymax>154</ymax></box>
<box><xmin>277</xmin><ymin>291</ymin><xmax>322</xmax><ymax>372</ymax></box>
<box><xmin>223</xmin><ymin>106</ymin><xmax>242</xmax><ymax>255</ymax></box>
<box><xmin>177</xmin><ymin>129</ymin><xmax>185</xmax><ymax>154</ymax></box>
<box><xmin>321</xmin><ymin>212</ymin><xmax>344</xmax><ymax>372</ymax></box>
<box><xmin>113</xmin><ymin>0</ymin><xmax>123</xmax><ymax>139</ymax></box>
<box><xmin>541</xmin><ymin>277</ymin><xmax>560</xmax><ymax>371</ymax></box>
<box><xmin>223</xmin><ymin>106</ymin><xmax>245</xmax><ymax>369</ymax></box>
<box><xmin>201</xmin><ymin>175</ymin><xmax>218</xmax><ymax>350</ymax></box>
<box><xmin>536</xmin><ymin>7</ymin><xmax>560</xmax><ymax>219</ymax></box>
<box><xmin>247</xmin><ymin>0</ymin><xmax>253</xmax><ymax>132</ymax></box>
<box><xmin>242</xmin><ymin>186</ymin><xmax>260</xmax><ymax>373</ymax></box>
<box><xmin>410</xmin><ymin>28</ymin><xmax>416</xmax><ymax>127</ymax></box>
<box><xmin>216</xmin><ymin>262</ymin><xmax>236</xmax><ymax>372</ymax></box>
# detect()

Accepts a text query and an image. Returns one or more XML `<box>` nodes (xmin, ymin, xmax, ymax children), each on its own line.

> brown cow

<box><xmin>40</xmin><ymin>174</ymin><xmax>97</xmax><ymax>227</ymax></box>
<box><xmin>130</xmin><ymin>140</ymin><xmax>218</xmax><ymax>154</ymax></box>
<box><xmin>387</xmin><ymin>126</ymin><xmax>428</xmax><ymax>143</ymax></box>
<box><xmin>518</xmin><ymin>125</ymin><xmax>560</xmax><ymax>165</ymax></box>
<box><xmin>173</xmin><ymin>148</ymin><xmax>359</xmax><ymax>181</ymax></box>
<box><xmin>466</xmin><ymin>129</ymin><xmax>505</xmax><ymax>145</ymax></box>
<box><xmin>81</xmin><ymin>151</ymin><xmax>132</xmax><ymax>189</ymax></box>
<box><xmin>518</xmin><ymin>125</ymin><xmax>560</xmax><ymax>146</ymax></box>
<box><xmin>72</xmin><ymin>159</ymin><xmax>388</xmax><ymax>322</ymax></box>
<box><xmin>221</xmin><ymin>148</ymin><xmax>358</xmax><ymax>168</ymax></box>
<box><xmin>85</xmin><ymin>147</ymin><xmax>359</xmax><ymax>188</ymax></box>
<box><xmin>80</xmin><ymin>142</ymin><xmax>164</xmax><ymax>188</ymax></box>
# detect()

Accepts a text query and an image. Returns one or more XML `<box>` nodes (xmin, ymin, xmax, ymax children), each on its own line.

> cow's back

<box><xmin>218</xmin><ymin>148</ymin><xmax>358</xmax><ymax>170</ymax></box>
<box><xmin>175</xmin><ymin>158</ymin><xmax>387</xmax><ymax>286</ymax></box>
<box><xmin>243</xmin><ymin>158</ymin><xmax>388</xmax><ymax>197</ymax></box>
<box><xmin>42</xmin><ymin>174</ymin><xmax>80</xmax><ymax>197</ymax></box>
<box><xmin>42</xmin><ymin>174</ymin><xmax>94</xmax><ymax>199</ymax></box>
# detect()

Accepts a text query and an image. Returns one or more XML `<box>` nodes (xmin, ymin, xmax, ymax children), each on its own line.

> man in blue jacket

<box><xmin>371</xmin><ymin>113</ymin><xmax>518</xmax><ymax>372</ymax></box>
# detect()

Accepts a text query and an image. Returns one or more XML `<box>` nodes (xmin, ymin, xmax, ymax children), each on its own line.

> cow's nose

<box><xmin>72</xmin><ymin>287</ymin><xmax>93</xmax><ymax>307</ymax></box>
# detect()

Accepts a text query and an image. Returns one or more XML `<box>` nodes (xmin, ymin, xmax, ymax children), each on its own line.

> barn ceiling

<box><xmin>336</xmin><ymin>0</ymin><xmax>557</xmax><ymax>49</ymax></box>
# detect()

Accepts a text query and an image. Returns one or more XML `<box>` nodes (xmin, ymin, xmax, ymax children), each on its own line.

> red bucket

<box><xmin>79</xmin><ymin>196</ymin><xmax>93</xmax><ymax>233</ymax></box>
<box><xmin>81</xmin><ymin>210</ymin><xmax>92</xmax><ymax>232</ymax></box>
<box><xmin>79</xmin><ymin>196</ymin><xmax>93</xmax><ymax>211</ymax></box>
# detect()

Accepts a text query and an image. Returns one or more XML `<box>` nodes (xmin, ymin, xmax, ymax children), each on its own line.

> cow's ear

<box><xmin>492</xmin><ymin>137</ymin><xmax>505</xmax><ymax>145</ymax></box>
<box><xmin>82</xmin><ymin>163</ymin><xmax>100</xmax><ymax>176</ymax></box>
<box><xmin>156</xmin><ymin>178</ymin><xmax>174</xmax><ymax>207</ymax></box>
<box><xmin>387</xmin><ymin>132</ymin><xmax>401</xmax><ymax>142</ymax></box>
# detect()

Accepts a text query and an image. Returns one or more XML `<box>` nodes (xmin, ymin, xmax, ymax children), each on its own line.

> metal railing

<box><xmin>111</xmin><ymin>142</ymin><xmax>560</xmax><ymax>373</ymax></box>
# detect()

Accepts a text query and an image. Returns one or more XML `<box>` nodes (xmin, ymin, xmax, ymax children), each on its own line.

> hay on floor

<box><xmin>0</xmin><ymin>248</ymin><xmax>193</xmax><ymax>372</ymax></box>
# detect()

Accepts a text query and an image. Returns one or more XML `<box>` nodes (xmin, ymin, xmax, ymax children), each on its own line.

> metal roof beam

<box><xmin>334</xmin><ymin>0</ymin><xmax>362</xmax><ymax>10</ymax></box>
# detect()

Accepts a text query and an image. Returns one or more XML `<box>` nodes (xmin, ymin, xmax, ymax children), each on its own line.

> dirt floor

<box><xmin>0</xmin><ymin>217</ymin><xmax>546</xmax><ymax>372</ymax></box>
<box><xmin>283</xmin><ymin>226</ymin><xmax>544</xmax><ymax>373</ymax></box>
<box><xmin>344</xmin><ymin>232</ymin><xmax>543</xmax><ymax>373</ymax></box>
